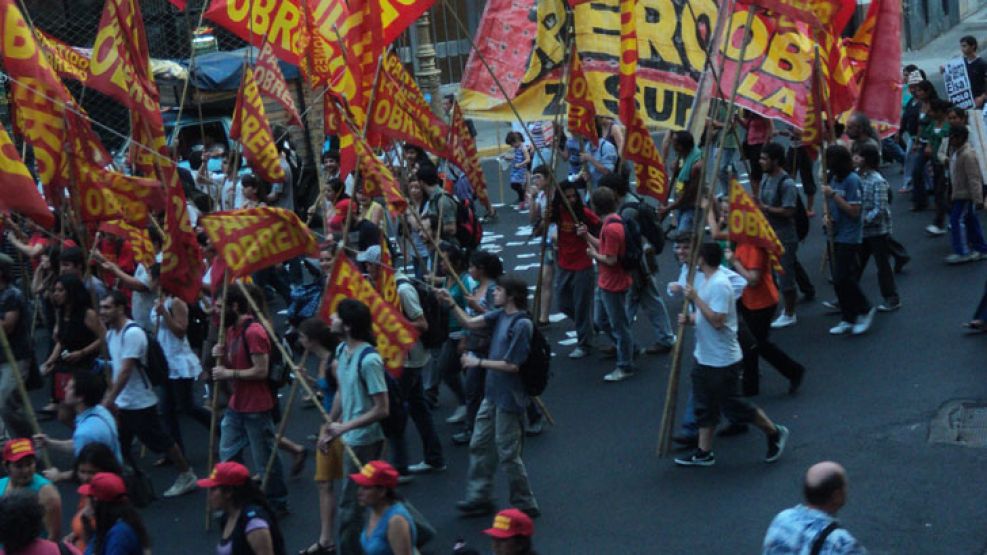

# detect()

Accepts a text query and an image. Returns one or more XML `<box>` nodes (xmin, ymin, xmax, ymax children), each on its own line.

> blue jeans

<box><xmin>882</xmin><ymin>137</ymin><xmax>905</xmax><ymax>165</ymax></box>
<box><xmin>219</xmin><ymin>409</ymin><xmax>287</xmax><ymax>507</ymax></box>
<box><xmin>597</xmin><ymin>288</ymin><xmax>633</xmax><ymax>369</ymax></box>
<box><xmin>676</xmin><ymin>208</ymin><xmax>695</xmax><ymax>234</ymax></box>
<box><xmin>717</xmin><ymin>147</ymin><xmax>739</xmax><ymax>198</ymax></box>
<box><xmin>949</xmin><ymin>200</ymin><xmax>987</xmax><ymax>255</ymax></box>
<box><xmin>626</xmin><ymin>273</ymin><xmax>675</xmax><ymax>346</ymax></box>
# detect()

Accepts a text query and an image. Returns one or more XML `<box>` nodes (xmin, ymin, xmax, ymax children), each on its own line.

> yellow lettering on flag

<box><xmin>201</xmin><ymin>207</ymin><xmax>318</xmax><ymax>279</ymax></box>
<box><xmin>231</xmin><ymin>67</ymin><xmax>287</xmax><ymax>184</ymax></box>
<box><xmin>727</xmin><ymin>179</ymin><xmax>784</xmax><ymax>270</ymax></box>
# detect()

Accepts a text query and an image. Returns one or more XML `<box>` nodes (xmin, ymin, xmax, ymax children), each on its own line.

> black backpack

<box><xmin>508</xmin><ymin>313</ymin><xmax>552</xmax><ymax>397</ymax></box>
<box><xmin>773</xmin><ymin>177</ymin><xmax>810</xmax><ymax>241</ymax></box>
<box><xmin>396</xmin><ymin>278</ymin><xmax>448</xmax><ymax>349</ymax></box>
<box><xmin>186</xmin><ymin>300</ymin><xmax>209</xmax><ymax>354</ymax></box>
<box><xmin>350</xmin><ymin>345</ymin><xmax>406</xmax><ymax>439</ymax></box>
<box><xmin>605</xmin><ymin>214</ymin><xmax>644</xmax><ymax>272</ymax></box>
<box><xmin>622</xmin><ymin>193</ymin><xmax>666</xmax><ymax>254</ymax></box>
<box><xmin>124</xmin><ymin>323</ymin><xmax>168</xmax><ymax>387</ymax></box>
<box><xmin>239</xmin><ymin>319</ymin><xmax>292</xmax><ymax>389</ymax></box>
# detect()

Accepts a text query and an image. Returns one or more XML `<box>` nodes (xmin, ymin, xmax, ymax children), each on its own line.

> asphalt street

<box><xmin>28</xmin><ymin>158</ymin><xmax>987</xmax><ymax>554</ymax></box>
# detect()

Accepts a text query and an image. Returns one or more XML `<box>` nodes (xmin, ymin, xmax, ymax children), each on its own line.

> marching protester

<box><xmin>661</xmin><ymin>131</ymin><xmax>703</xmax><ymax>233</ymax></box>
<box><xmin>944</xmin><ymin>126</ymin><xmax>987</xmax><ymax>263</ymax></box>
<box><xmin>855</xmin><ymin>143</ymin><xmax>902</xmax><ymax>311</ymax></box>
<box><xmin>580</xmin><ymin>125</ymin><xmax>618</xmax><ymax>189</ymax></box>
<box><xmin>211</xmin><ymin>284</ymin><xmax>289</xmax><ymax>514</ymax></box>
<box><xmin>62</xmin><ymin>443</ymin><xmax>123</xmax><ymax>553</ymax></box>
<box><xmin>80</xmin><ymin>472</ymin><xmax>150</xmax><ymax>555</ymax></box>
<box><xmin>349</xmin><ymin>460</ymin><xmax>416</xmax><ymax>555</ymax></box>
<box><xmin>551</xmin><ymin>176</ymin><xmax>599</xmax><ymax>359</ymax></box>
<box><xmin>438</xmin><ymin>274</ymin><xmax>540</xmax><ymax>519</ymax></box>
<box><xmin>579</xmin><ymin>187</ymin><xmax>636</xmax><ymax>382</ymax></box>
<box><xmin>1</xmin><ymin>438</ymin><xmax>62</xmax><ymax>541</ymax></box>
<box><xmin>763</xmin><ymin>461</ymin><xmax>866</xmax><ymax>554</ymax></box>
<box><xmin>0</xmin><ymin>254</ymin><xmax>35</xmax><ymax>440</ymax></box>
<box><xmin>323</xmin><ymin>299</ymin><xmax>389</xmax><ymax>554</ymax></box>
<box><xmin>673</xmin><ymin>243</ymin><xmax>789</xmax><ymax>467</ymax></box>
<box><xmin>529</xmin><ymin>166</ymin><xmax>556</xmax><ymax>327</ymax></box>
<box><xmin>821</xmin><ymin>146</ymin><xmax>876</xmax><ymax>336</ymax></box>
<box><xmin>425</xmin><ymin>241</ymin><xmax>473</xmax><ymax>423</ymax></box>
<box><xmin>99</xmin><ymin>291</ymin><xmax>198</xmax><ymax>498</ymax></box>
<box><xmin>199</xmin><ymin>461</ymin><xmax>287</xmax><ymax>555</ymax></box>
<box><xmin>505</xmin><ymin>131</ymin><xmax>531</xmax><ymax>209</ymax></box>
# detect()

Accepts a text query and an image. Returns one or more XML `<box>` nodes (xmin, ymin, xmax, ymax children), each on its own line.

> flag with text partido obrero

<box><xmin>231</xmin><ymin>67</ymin><xmax>286</xmax><ymax>184</ymax></box>
<box><xmin>728</xmin><ymin>179</ymin><xmax>784</xmax><ymax>271</ymax></box>
<box><xmin>200</xmin><ymin>207</ymin><xmax>319</xmax><ymax>279</ymax></box>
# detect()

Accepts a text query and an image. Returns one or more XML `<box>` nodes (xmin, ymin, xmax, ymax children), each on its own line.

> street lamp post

<box><xmin>415</xmin><ymin>10</ymin><xmax>444</xmax><ymax>115</ymax></box>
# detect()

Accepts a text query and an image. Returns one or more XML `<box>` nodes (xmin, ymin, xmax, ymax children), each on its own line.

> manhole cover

<box><xmin>929</xmin><ymin>400</ymin><xmax>987</xmax><ymax>447</ymax></box>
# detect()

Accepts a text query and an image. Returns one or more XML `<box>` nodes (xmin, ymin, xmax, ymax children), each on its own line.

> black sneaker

<box><xmin>674</xmin><ymin>448</ymin><xmax>715</xmax><ymax>467</ymax></box>
<box><xmin>765</xmin><ymin>425</ymin><xmax>790</xmax><ymax>463</ymax></box>
<box><xmin>456</xmin><ymin>499</ymin><xmax>495</xmax><ymax>517</ymax></box>
<box><xmin>788</xmin><ymin>368</ymin><xmax>805</xmax><ymax>396</ymax></box>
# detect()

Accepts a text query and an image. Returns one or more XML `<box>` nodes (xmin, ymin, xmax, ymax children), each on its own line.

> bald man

<box><xmin>762</xmin><ymin>461</ymin><xmax>867</xmax><ymax>554</ymax></box>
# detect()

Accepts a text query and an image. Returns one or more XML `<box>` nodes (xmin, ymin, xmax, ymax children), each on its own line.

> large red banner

<box><xmin>320</xmin><ymin>255</ymin><xmax>418</xmax><ymax>377</ymax></box>
<box><xmin>736</xmin><ymin>0</ymin><xmax>856</xmax><ymax>34</ymax></box>
<box><xmin>617</xmin><ymin>0</ymin><xmax>637</xmax><ymax>125</ymax></box>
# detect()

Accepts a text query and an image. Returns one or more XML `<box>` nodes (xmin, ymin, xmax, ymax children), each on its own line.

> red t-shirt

<box><xmin>328</xmin><ymin>198</ymin><xmax>352</xmax><ymax>232</ymax></box>
<box><xmin>735</xmin><ymin>243</ymin><xmax>779</xmax><ymax>310</ymax></box>
<box><xmin>597</xmin><ymin>214</ymin><xmax>631</xmax><ymax>292</ymax></box>
<box><xmin>224</xmin><ymin>320</ymin><xmax>274</xmax><ymax>413</ymax></box>
<box><xmin>557</xmin><ymin>207</ymin><xmax>600</xmax><ymax>271</ymax></box>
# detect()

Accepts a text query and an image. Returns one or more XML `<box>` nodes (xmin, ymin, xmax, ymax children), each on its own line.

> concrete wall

<box><xmin>905</xmin><ymin>0</ymin><xmax>964</xmax><ymax>49</ymax></box>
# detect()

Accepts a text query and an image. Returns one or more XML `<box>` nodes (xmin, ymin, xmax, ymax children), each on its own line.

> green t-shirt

<box><xmin>336</xmin><ymin>342</ymin><xmax>386</xmax><ymax>447</ymax></box>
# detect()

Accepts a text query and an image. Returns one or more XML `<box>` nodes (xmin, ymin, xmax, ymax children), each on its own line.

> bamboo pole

<box><xmin>204</xmin><ymin>273</ymin><xmax>229</xmax><ymax>531</ymax></box>
<box><xmin>261</xmin><ymin>350</ymin><xmax>309</xmax><ymax>491</ymax></box>
<box><xmin>657</xmin><ymin>7</ymin><xmax>756</xmax><ymax>457</ymax></box>
<box><xmin>233</xmin><ymin>281</ymin><xmax>362</xmax><ymax>467</ymax></box>
<box><xmin>0</xmin><ymin>325</ymin><xmax>49</xmax><ymax>467</ymax></box>
<box><xmin>813</xmin><ymin>43</ymin><xmax>836</xmax><ymax>277</ymax></box>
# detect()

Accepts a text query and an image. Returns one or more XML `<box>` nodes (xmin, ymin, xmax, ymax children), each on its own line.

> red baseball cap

<box><xmin>197</xmin><ymin>461</ymin><xmax>251</xmax><ymax>488</ymax></box>
<box><xmin>2</xmin><ymin>438</ymin><xmax>36</xmax><ymax>463</ymax></box>
<box><xmin>78</xmin><ymin>472</ymin><xmax>127</xmax><ymax>502</ymax></box>
<box><xmin>483</xmin><ymin>509</ymin><xmax>534</xmax><ymax>539</ymax></box>
<box><xmin>349</xmin><ymin>460</ymin><xmax>399</xmax><ymax>489</ymax></box>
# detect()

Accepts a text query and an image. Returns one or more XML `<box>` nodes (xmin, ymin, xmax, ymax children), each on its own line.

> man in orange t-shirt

<box><xmin>730</xmin><ymin>243</ymin><xmax>805</xmax><ymax>396</ymax></box>
<box><xmin>578</xmin><ymin>187</ymin><xmax>634</xmax><ymax>382</ymax></box>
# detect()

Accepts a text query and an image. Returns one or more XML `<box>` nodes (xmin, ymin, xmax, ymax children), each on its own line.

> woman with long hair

<box><xmin>65</xmin><ymin>443</ymin><xmax>124</xmax><ymax>552</ymax></box>
<box><xmin>199</xmin><ymin>462</ymin><xmax>287</xmax><ymax>555</ymax></box>
<box><xmin>80</xmin><ymin>473</ymin><xmax>149</xmax><ymax>555</ymax></box>
<box><xmin>350</xmin><ymin>461</ymin><xmax>416</xmax><ymax>555</ymax></box>
<box><xmin>297</xmin><ymin>318</ymin><xmax>341</xmax><ymax>555</ymax></box>
<box><xmin>40</xmin><ymin>274</ymin><xmax>105</xmax><ymax>414</ymax></box>
<box><xmin>402</xmin><ymin>178</ymin><xmax>431</xmax><ymax>280</ymax></box>
<box><xmin>0</xmin><ymin>490</ymin><xmax>81</xmax><ymax>555</ymax></box>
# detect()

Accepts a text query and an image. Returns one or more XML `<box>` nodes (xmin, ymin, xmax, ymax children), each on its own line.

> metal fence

<box><xmin>7</xmin><ymin>0</ymin><xmax>478</xmax><ymax>154</ymax></box>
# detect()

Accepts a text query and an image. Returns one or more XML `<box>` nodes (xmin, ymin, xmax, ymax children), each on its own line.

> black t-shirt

<box><xmin>966</xmin><ymin>57</ymin><xmax>987</xmax><ymax>99</ymax></box>
<box><xmin>0</xmin><ymin>285</ymin><xmax>31</xmax><ymax>360</ymax></box>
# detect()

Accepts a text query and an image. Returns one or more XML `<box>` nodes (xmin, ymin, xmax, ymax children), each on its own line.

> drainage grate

<box><xmin>929</xmin><ymin>401</ymin><xmax>987</xmax><ymax>447</ymax></box>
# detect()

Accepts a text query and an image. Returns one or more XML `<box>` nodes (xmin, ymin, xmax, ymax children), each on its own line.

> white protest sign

<box><xmin>944</xmin><ymin>58</ymin><xmax>975</xmax><ymax>109</ymax></box>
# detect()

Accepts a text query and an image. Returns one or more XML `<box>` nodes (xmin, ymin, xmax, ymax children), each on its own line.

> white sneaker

<box><xmin>770</xmin><ymin>313</ymin><xmax>797</xmax><ymax>329</ymax></box>
<box><xmin>828</xmin><ymin>321</ymin><xmax>854</xmax><ymax>335</ymax></box>
<box><xmin>945</xmin><ymin>253</ymin><xmax>975</xmax><ymax>264</ymax></box>
<box><xmin>603</xmin><ymin>368</ymin><xmax>633</xmax><ymax>382</ymax></box>
<box><xmin>568</xmin><ymin>346</ymin><xmax>589</xmax><ymax>359</ymax></box>
<box><xmin>163</xmin><ymin>470</ymin><xmax>197</xmax><ymax>498</ymax></box>
<box><xmin>445</xmin><ymin>405</ymin><xmax>467</xmax><ymax>424</ymax></box>
<box><xmin>926</xmin><ymin>224</ymin><xmax>947</xmax><ymax>236</ymax></box>
<box><xmin>852</xmin><ymin>307</ymin><xmax>877</xmax><ymax>335</ymax></box>
<box><xmin>407</xmin><ymin>461</ymin><xmax>447</xmax><ymax>474</ymax></box>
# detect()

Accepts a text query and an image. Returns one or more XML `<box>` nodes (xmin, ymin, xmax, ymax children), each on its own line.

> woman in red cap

<box><xmin>79</xmin><ymin>472</ymin><xmax>149</xmax><ymax>555</ymax></box>
<box><xmin>350</xmin><ymin>460</ymin><xmax>416</xmax><ymax>555</ymax></box>
<box><xmin>198</xmin><ymin>461</ymin><xmax>287</xmax><ymax>555</ymax></box>
<box><xmin>0</xmin><ymin>439</ymin><xmax>62</xmax><ymax>542</ymax></box>
<box><xmin>483</xmin><ymin>508</ymin><xmax>537</xmax><ymax>555</ymax></box>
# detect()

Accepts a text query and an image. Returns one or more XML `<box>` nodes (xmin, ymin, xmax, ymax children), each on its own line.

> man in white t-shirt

<box><xmin>674</xmin><ymin>242</ymin><xmax>789</xmax><ymax>468</ymax></box>
<box><xmin>99</xmin><ymin>291</ymin><xmax>198</xmax><ymax>497</ymax></box>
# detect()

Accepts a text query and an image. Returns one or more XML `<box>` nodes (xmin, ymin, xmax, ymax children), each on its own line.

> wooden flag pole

<box><xmin>233</xmin><ymin>281</ymin><xmax>363</xmax><ymax>467</ymax></box>
<box><xmin>261</xmin><ymin>349</ymin><xmax>309</xmax><ymax>491</ymax></box>
<box><xmin>657</xmin><ymin>6</ymin><xmax>755</xmax><ymax>457</ymax></box>
<box><xmin>813</xmin><ymin>43</ymin><xmax>837</xmax><ymax>278</ymax></box>
<box><xmin>204</xmin><ymin>272</ymin><xmax>229</xmax><ymax>531</ymax></box>
<box><xmin>0</xmin><ymin>325</ymin><xmax>50</xmax><ymax>468</ymax></box>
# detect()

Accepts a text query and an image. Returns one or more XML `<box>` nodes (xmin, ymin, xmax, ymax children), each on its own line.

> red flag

<box><xmin>377</xmin><ymin>229</ymin><xmax>400</xmax><ymax>307</ymax></box>
<box><xmin>204</xmin><ymin>0</ymin><xmax>306</xmax><ymax>65</ymax></box>
<box><xmin>325</xmin><ymin>96</ymin><xmax>357</xmax><ymax>180</ymax></box>
<box><xmin>160</xmin><ymin>161</ymin><xmax>204</xmax><ymax>304</ymax></box>
<box><xmin>320</xmin><ymin>254</ymin><xmax>418</xmax><ymax>378</ymax></box>
<box><xmin>349</xmin><ymin>120</ymin><xmax>407</xmax><ymax>217</ymax></box>
<box><xmin>230</xmin><ymin>67</ymin><xmax>287</xmax><ymax>184</ymax></box>
<box><xmin>851</xmin><ymin>0</ymin><xmax>902</xmax><ymax>130</ymax></box>
<box><xmin>448</xmin><ymin>102</ymin><xmax>491</xmax><ymax>211</ymax></box>
<box><xmin>98</xmin><ymin>220</ymin><xmax>155</xmax><ymax>267</ymax></box>
<box><xmin>617</xmin><ymin>0</ymin><xmax>637</xmax><ymax>125</ymax></box>
<box><xmin>254</xmin><ymin>42</ymin><xmax>303</xmax><ymax>127</ymax></box>
<box><xmin>727</xmin><ymin>179</ymin><xmax>784</xmax><ymax>270</ymax></box>
<box><xmin>622</xmin><ymin>109</ymin><xmax>669</xmax><ymax>202</ymax></box>
<box><xmin>736</xmin><ymin>0</ymin><xmax>856</xmax><ymax>34</ymax></box>
<box><xmin>75</xmin><ymin>161</ymin><xmax>164</xmax><ymax>226</ymax></box>
<box><xmin>0</xmin><ymin>125</ymin><xmax>53</xmax><ymax>229</ymax></box>
<box><xmin>566</xmin><ymin>46</ymin><xmax>599</xmax><ymax>147</ymax></box>
<box><xmin>201</xmin><ymin>207</ymin><xmax>319</xmax><ymax>279</ymax></box>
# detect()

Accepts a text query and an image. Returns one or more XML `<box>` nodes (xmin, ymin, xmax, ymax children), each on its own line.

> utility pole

<box><xmin>415</xmin><ymin>10</ymin><xmax>444</xmax><ymax>115</ymax></box>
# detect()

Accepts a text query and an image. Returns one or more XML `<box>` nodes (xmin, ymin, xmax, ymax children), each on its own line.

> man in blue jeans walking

<box><xmin>944</xmin><ymin>126</ymin><xmax>987</xmax><ymax>264</ymax></box>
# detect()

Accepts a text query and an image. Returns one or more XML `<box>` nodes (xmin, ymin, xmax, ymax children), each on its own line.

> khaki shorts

<box><xmin>314</xmin><ymin>437</ymin><xmax>345</xmax><ymax>482</ymax></box>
